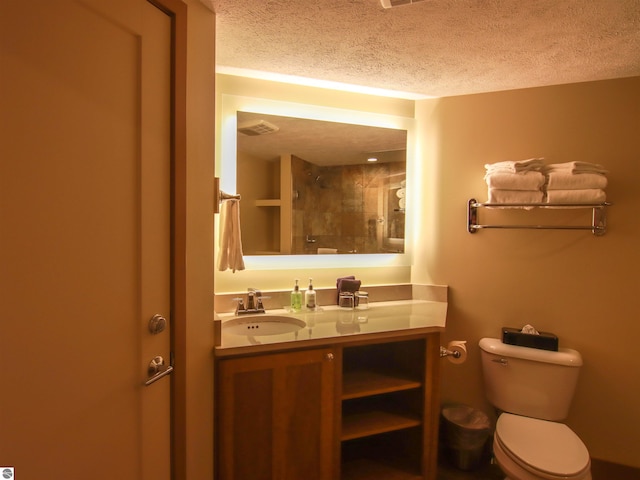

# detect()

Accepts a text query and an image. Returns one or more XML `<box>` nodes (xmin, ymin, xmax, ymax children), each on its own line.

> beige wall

<box><xmin>185</xmin><ymin>1</ymin><xmax>216</xmax><ymax>478</ymax></box>
<box><xmin>414</xmin><ymin>77</ymin><xmax>640</xmax><ymax>467</ymax></box>
<box><xmin>214</xmin><ymin>73</ymin><xmax>640</xmax><ymax>467</ymax></box>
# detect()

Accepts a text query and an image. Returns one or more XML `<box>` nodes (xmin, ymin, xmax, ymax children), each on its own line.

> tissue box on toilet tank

<box><xmin>502</xmin><ymin>327</ymin><xmax>559</xmax><ymax>351</ymax></box>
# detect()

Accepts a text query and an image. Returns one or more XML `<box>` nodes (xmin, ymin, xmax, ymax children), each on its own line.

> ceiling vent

<box><xmin>380</xmin><ymin>0</ymin><xmax>426</xmax><ymax>8</ymax></box>
<box><xmin>237</xmin><ymin>119</ymin><xmax>280</xmax><ymax>136</ymax></box>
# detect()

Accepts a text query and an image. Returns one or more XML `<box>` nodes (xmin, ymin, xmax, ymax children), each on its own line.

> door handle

<box><xmin>145</xmin><ymin>353</ymin><xmax>174</xmax><ymax>386</ymax></box>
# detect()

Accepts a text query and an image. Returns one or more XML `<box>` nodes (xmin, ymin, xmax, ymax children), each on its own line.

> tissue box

<box><xmin>502</xmin><ymin>327</ymin><xmax>558</xmax><ymax>351</ymax></box>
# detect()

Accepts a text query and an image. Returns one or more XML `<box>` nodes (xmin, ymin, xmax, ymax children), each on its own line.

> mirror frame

<box><xmin>218</xmin><ymin>94</ymin><xmax>416</xmax><ymax>270</ymax></box>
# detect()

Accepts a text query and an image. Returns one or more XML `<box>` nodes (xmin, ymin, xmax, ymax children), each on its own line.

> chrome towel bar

<box><xmin>467</xmin><ymin>198</ymin><xmax>612</xmax><ymax>236</ymax></box>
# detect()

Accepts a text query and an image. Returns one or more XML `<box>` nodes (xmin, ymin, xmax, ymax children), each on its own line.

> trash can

<box><xmin>440</xmin><ymin>404</ymin><xmax>491</xmax><ymax>471</ymax></box>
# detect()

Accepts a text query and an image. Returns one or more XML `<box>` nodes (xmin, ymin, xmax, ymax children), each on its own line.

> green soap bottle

<box><xmin>290</xmin><ymin>279</ymin><xmax>302</xmax><ymax>312</ymax></box>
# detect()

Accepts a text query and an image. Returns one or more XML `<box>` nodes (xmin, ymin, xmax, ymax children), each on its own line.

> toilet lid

<box><xmin>496</xmin><ymin>413</ymin><xmax>590</xmax><ymax>477</ymax></box>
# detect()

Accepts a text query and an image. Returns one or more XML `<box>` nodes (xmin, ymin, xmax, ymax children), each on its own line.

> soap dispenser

<box><xmin>305</xmin><ymin>278</ymin><xmax>316</xmax><ymax>310</ymax></box>
<box><xmin>290</xmin><ymin>279</ymin><xmax>302</xmax><ymax>312</ymax></box>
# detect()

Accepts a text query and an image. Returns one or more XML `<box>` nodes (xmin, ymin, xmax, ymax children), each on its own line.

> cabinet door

<box><xmin>217</xmin><ymin>348</ymin><xmax>336</xmax><ymax>480</ymax></box>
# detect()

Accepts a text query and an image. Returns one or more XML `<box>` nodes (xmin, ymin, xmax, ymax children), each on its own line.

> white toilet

<box><xmin>479</xmin><ymin>337</ymin><xmax>592</xmax><ymax>480</ymax></box>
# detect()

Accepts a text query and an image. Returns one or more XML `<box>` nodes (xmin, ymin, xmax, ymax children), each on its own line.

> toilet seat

<box><xmin>495</xmin><ymin>413</ymin><xmax>591</xmax><ymax>480</ymax></box>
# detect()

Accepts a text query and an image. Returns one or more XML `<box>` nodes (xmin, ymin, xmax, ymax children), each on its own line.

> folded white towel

<box><xmin>488</xmin><ymin>189</ymin><xmax>544</xmax><ymax>205</ymax></box>
<box><xmin>545</xmin><ymin>189</ymin><xmax>606</xmax><ymax>204</ymax></box>
<box><xmin>546</xmin><ymin>172</ymin><xmax>608</xmax><ymax>190</ymax></box>
<box><xmin>485</xmin><ymin>171</ymin><xmax>546</xmax><ymax>191</ymax></box>
<box><xmin>543</xmin><ymin>161</ymin><xmax>608</xmax><ymax>175</ymax></box>
<box><xmin>485</xmin><ymin>157</ymin><xmax>545</xmax><ymax>174</ymax></box>
<box><xmin>217</xmin><ymin>199</ymin><xmax>245</xmax><ymax>273</ymax></box>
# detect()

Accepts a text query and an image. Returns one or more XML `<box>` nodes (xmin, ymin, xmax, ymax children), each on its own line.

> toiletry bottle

<box><xmin>305</xmin><ymin>278</ymin><xmax>316</xmax><ymax>310</ymax></box>
<box><xmin>290</xmin><ymin>279</ymin><xmax>302</xmax><ymax>312</ymax></box>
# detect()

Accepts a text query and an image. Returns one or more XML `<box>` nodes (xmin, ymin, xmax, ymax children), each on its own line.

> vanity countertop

<box><xmin>214</xmin><ymin>299</ymin><xmax>447</xmax><ymax>357</ymax></box>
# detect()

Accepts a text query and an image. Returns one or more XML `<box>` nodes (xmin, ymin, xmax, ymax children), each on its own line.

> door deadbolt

<box><xmin>148</xmin><ymin>314</ymin><xmax>167</xmax><ymax>334</ymax></box>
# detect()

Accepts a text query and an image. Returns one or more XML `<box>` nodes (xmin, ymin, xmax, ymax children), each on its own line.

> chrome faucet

<box><xmin>235</xmin><ymin>288</ymin><xmax>266</xmax><ymax>315</ymax></box>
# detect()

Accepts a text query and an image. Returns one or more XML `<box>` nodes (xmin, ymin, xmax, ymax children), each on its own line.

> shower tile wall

<box><xmin>291</xmin><ymin>156</ymin><xmax>405</xmax><ymax>254</ymax></box>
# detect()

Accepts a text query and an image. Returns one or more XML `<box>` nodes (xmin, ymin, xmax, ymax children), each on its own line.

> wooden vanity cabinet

<box><xmin>216</xmin><ymin>347</ymin><xmax>337</xmax><ymax>480</ymax></box>
<box><xmin>215</xmin><ymin>332</ymin><xmax>441</xmax><ymax>480</ymax></box>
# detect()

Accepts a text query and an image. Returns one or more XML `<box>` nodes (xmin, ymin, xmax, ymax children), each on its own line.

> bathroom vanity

<box><xmin>214</xmin><ymin>300</ymin><xmax>446</xmax><ymax>480</ymax></box>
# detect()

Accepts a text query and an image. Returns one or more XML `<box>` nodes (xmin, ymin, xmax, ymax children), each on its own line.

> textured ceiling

<box><xmin>237</xmin><ymin>112</ymin><xmax>407</xmax><ymax>166</ymax></box>
<box><xmin>213</xmin><ymin>0</ymin><xmax>640</xmax><ymax>98</ymax></box>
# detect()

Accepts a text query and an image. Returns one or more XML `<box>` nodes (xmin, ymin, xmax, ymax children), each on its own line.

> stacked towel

<box><xmin>484</xmin><ymin>157</ymin><xmax>545</xmax><ymax>174</ymax></box>
<box><xmin>543</xmin><ymin>161</ymin><xmax>608</xmax><ymax>175</ymax></box>
<box><xmin>546</xmin><ymin>189</ymin><xmax>607</xmax><ymax>204</ymax></box>
<box><xmin>484</xmin><ymin>158</ymin><xmax>545</xmax><ymax>206</ymax></box>
<box><xmin>544</xmin><ymin>162</ymin><xmax>608</xmax><ymax>204</ymax></box>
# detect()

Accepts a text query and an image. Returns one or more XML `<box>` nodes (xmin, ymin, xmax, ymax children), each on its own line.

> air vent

<box><xmin>380</xmin><ymin>0</ymin><xmax>426</xmax><ymax>8</ymax></box>
<box><xmin>237</xmin><ymin>119</ymin><xmax>280</xmax><ymax>136</ymax></box>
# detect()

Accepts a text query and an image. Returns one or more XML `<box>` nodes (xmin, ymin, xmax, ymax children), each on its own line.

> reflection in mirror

<box><xmin>236</xmin><ymin>112</ymin><xmax>406</xmax><ymax>255</ymax></box>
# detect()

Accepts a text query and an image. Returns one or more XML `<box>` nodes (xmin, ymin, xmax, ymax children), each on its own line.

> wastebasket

<box><xmin>440</xmin><ymin>404</ymin><xmax>491</xmax><ymax>471</ymax></box>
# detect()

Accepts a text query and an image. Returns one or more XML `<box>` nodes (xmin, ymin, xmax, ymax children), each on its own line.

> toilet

<box><xmin>479</xmin><ymin>338</ymin><xmax>592</xmax><ymax>480</ymax></box>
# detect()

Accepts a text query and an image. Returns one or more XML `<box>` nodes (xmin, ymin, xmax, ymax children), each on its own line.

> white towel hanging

<box><xmin>217</xmin><ymin>199</ymin><xmax>245</xmax><ymax>273</ymax></box>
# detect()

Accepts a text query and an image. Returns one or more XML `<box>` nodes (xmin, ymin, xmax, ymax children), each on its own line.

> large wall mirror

<box><xmin>219</xmin><ymin>94</ymin><xmax>415</xmax><ymax>269</ymax></box>
<box><xmin>237</xmin><ymin>111</ymin><xmax>407</xmax><ymax>255</ymax></box>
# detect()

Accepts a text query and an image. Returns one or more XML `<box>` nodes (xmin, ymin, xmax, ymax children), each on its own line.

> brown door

<box><xmin>0</xmin><ymin>1</ymin><xmax>176</xmax><ymax>478</ymax></box>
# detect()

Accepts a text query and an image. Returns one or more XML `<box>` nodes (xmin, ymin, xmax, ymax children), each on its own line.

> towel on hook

<box><xmin>217</xmin><ymin>199</ymin><xmax>245</xmax><ymax>273</ymax></box>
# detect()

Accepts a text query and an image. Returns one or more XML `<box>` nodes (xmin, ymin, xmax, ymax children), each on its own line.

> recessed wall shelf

<box><xmin>254</xmin><ymin>199</ymin><xmax>281</xmax><ymax>207</ymax></box>
<box><xmin>467</xmin><ymin>198</ymin><xmax>612</xmax><ymax>236</ymax></box>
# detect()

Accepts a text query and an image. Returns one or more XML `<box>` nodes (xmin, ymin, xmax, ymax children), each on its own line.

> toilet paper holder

<box><xmin>439</xmin><ymin>341</ymin><xmax>468</xmax><ymax>364</ymax></box>
<box><xmin>439</xmin><ymin>346</ymin><xmax>462</xmax><ymax>359</ymax></box>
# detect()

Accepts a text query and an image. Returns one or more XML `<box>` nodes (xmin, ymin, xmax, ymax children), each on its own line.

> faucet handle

<box><xmin>234</xmin><ymin>297</ymin><xmax>246</xmax><ymax>315</ymax></box>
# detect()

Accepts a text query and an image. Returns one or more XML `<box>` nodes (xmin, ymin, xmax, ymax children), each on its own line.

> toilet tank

<box><xmin>479</xmin><ymin>337</ymin><xmax>583</xmax><ymax>421</ymax></box>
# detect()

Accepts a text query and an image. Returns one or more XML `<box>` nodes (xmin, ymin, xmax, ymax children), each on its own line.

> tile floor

<box><xmin>437</xmin><ymin>461</ymin><xmax>503</xmax><ymax>480</ymax></box>
<box><xmin>437</xmin><ymin>455</ymin><xmax>640</xmax><ymax>480</ymax></box>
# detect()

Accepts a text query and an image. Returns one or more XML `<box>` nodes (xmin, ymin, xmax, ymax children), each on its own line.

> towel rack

<box><xmin>467</xmin><ymin>198</ymin><xmax>612</xmax><ymax>236</ymax></box>
<box><xmin>214</xmin><ymin>177</ymin><xmax>241</xmax><ymax>214</ymax></box>
<box><xmin>220</xmin><ymin>190</ymin><xmax>241</xmax><ymax>202</ymax></box>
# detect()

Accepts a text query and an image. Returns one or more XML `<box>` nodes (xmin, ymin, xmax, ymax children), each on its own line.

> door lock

<box><xmin>148</xmin><ymin>314</ymin><xmax>167</xmax><ymax>334</ymax></box>
<box><xmin>145</xmin><ymin>354</ymin><xmax>174</xmax><ymax>386</ymax></box>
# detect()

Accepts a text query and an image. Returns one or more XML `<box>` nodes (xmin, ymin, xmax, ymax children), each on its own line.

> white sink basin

<box><xmin>222</xmin><ymin>315</ymin><xmax>305</xmax><ymax>336</ymax></box>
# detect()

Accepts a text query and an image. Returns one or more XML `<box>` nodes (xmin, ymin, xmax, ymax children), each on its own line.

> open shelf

<box><xmin>340</xmin><ymin>339</ymin><xmax>428</xmax><ymax>478</ymax></box>
<box><xmin>341</xmin><ymin>408</ymin><xmax>422</xmax><ymax>441</ymax></box>
<box><xmin>341</xmin><ymin>428</ymin><xmax>424</xmax><ymax>480</ymax></box>
<box><xmin>254</xmin><ymin>199</ymin><xmax>281</xmax><ymax>207</ymax></box>
<box><xmin>342</xmin><ymin>370</ymin><xmax>422</xmax><ymax>400</ymax></box>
